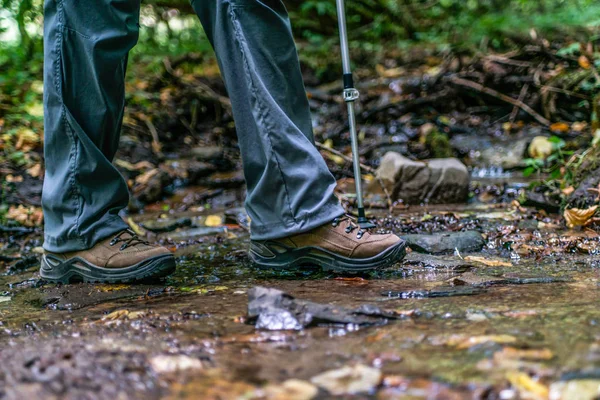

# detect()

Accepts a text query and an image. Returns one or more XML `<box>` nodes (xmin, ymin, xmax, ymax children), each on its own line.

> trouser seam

<box><xmin>228</xmin><ymin>5</ymin><xmax>298</xmax><ymax>225</ymax></box>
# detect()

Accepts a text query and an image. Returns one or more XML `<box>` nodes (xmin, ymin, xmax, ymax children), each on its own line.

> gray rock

<box><xmin>375</xmin><ymin>152</ymin><xmax>469</xmax><ymax>204</ymax></box>
<box><xmin>401</xmin><ymin>231</ymin><xmax>485</xmax><ymax>254</ymax></box>
<box><xmin>140</xmin><ymin>217</ymin><xmax>192</xmax><ymax>233</ymax></box>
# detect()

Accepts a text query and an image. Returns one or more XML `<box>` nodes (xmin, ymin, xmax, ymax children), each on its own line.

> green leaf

<box><xmin>523</xmin><ymin>167</ymin><xmax>536</xmax><ymax>177</ymax></box>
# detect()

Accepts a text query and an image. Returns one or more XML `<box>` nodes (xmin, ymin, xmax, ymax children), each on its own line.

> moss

<box><xmin>425</xmin><ymin>129</ymin><xmax>455</xmax><ymax>158</ymax></box>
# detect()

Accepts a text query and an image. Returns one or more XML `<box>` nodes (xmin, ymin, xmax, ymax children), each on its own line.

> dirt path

<box><xmin>1</xmin><ymin>197</ymin><xmax>600</xmax><ymax>399</ymax></box>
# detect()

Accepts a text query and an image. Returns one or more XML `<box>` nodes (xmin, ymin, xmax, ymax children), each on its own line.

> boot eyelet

<box><xmin>119</xmin><ymin>244</ymin><xmax>127</xmax><ymax>251</ymax></box>
<box><xmin>357</xmin><ymin>231</ymin><xmax>364</xmax><ymax>239</ymax></box>
<box><xmin>345</xmin><ymin>227</ymin><xmax>352</xmax><ymax>233</ymax></box>
<box><xmin>109</xmin><ymin>239</ymin><xmax>117</xmax><ymax>246</ymax></box>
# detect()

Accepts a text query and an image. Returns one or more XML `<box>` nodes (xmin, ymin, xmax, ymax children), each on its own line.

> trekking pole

<box><xmin>335</xmin><ymin>0</ymin><xmax>375</xmax><ymax>229</ymax></box>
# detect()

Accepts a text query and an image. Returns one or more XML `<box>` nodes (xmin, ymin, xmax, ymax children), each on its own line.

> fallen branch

<box><xmin>315</xmin><ymin>142</ymin><xmax>393</xmax><ymax>212</ymax></box>
<box><xmin>449</xmin><ymin>76</ymin><xmax>550</xmax><ymax>126</ymax></box>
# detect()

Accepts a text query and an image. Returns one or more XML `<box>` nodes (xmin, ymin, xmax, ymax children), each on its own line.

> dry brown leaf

<box><xmin>115</xmin><ymin>159</ymin><xmax>154</xmax><ymax>171</ymax></box>
<box><xmin>494</xmin><ymin>347</ymin><xmax>554</xmax><ymax>362</ymax></box>
<box><xmin>464</xmin><ymin>256</ymin><xmax>512</xmax><ymax>267</ymax></box>
<box><xmin>564</xmin><ymin>206</ymin><xmax>598</xmax><ymax>228</ymax></box>
<box><xmin>561</xmin><ymin>186</ymin><xmax>575</xmax><ymax>196</ymax></box>
<box><xmin>205</xmin><ymin>215</ymin><xmax>223</xmax><ymax>227</ymax></box>
<box><xmin>135</xmin><ymin>169</ymin><xmax>159</xmax><ymax>185</ymax></box>
<box><xmin>550</xmin><ymin>122</ymin><xmax>570</xmax><ymax>133</ymax></box>
<box><xmin>447</xmin><ymin>334</ymin><xmax>517</xmax><ymax>349</ymax></box>
<box><xmin>375</xmin><ymin>64</ymin><xmax>405</xmax><ymax>78</ymax></box>
<box><xmin>507</xmin><ymin>371</ymin><xmax>549</xmax><ymax>399</ymax></box>
<box><xmin>6</xmin><ymin>205</ymin><xmax>43</xmax><ymax>227</ymax></box>
<box><xmin>572</xmin><ymin>121</ymin><xmax>588</xmax><ymax>132</ymax></box>
<box><xmin>5</xmin><ymin>174</ymin><xmax>23</xmax><ymax>183</ymax></box>
<box><xmin>26</xmin><ymin>163</ymin><xmax>42</xmax><ymax>178</ymax></box>
<box><xmin>100</xmin><ymin>309</ymin><xmax>129</xmax><ymax>322</ymax></box>
<box><xmin>15</xmin><ymin>128</ymin><xmax>40</xmax><ymax>150</ymax></box>
<box><xmin>578</xmin><ymin>55</ymin><xmax>591</xmax><ymax>69</ymax></box>
<box><xmin>262</xmin><ymin>379</ymin><xmax>318</xmax><ymax>400</ymax></box>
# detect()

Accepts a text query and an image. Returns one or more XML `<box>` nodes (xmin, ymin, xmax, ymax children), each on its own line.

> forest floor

<box><xmin>2</xmin><ymin>40</ymin><xmax>600</xmax><ymax>398</ymax></box>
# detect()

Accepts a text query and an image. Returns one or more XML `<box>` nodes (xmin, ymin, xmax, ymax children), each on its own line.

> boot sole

<box><xmin>249</xmin><ymin>239</ymin><xmax>406</xmax><ymax>274</ymax></box>
<box><xmin>40</xmin><ymin>254</ymin><xmax>176</xmax><ymax>284</ymax></box>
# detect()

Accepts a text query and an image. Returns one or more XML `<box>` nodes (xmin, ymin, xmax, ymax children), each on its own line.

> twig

<box><xmin>510</xmin><ymin>83</ymin><xmax>529</xmax><ymax>123</ymax></box>
<box><xmin>315</xmin><ymin>142</ymin><xmax>393</xmax><ymax>212</ymax></box>
<box><xmin>163</xmin><ymin>57</ymin><xmax>232</xmax><ymax>110</ymax></box>
<box><xmin>139</xmin><ymin>114</ymin><xmax>163</xmax><ymax>155</ymax></box>
<box><xmin>449</xmin><ymin>76</ymin><xmax>550</xmax><ymax>126</ymax></box>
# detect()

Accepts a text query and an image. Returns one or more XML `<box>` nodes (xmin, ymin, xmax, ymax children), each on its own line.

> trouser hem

<box><xmin>250</xmin><ymin>203</ymin><xmax>345</xmax><ymax>241</ymax></box>
<box><xmin>43</xmin><ymin>216</ymin><xmax>128</xmax><ymax>253</ymax></box>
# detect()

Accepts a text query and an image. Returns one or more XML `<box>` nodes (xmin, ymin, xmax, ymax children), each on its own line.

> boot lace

<box><xmin>109</xmin><ymin>229</ymin><xmax>149</xmax><ymax>251</ymax></box>
<box><xmin>331</xmin><ymin>215</ymin><xmax>371</xmax><ymax>239</ymax></box>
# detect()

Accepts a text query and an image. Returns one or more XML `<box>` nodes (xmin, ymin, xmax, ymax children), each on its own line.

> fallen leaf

<box><xmin>562</xmin><ymin>186</ymin><xmax>575</xmax><ymax>196</ymax></box>
<box><xmin>26</xmin><ymin>163</ymin><xmax>42</xmax><ymax>178</ymax></box>
<box><xmin>6</xmin><ymin>205</ymin><xmax>43</xmax><ymax>227</ymax></box>
<box><xmin>15</xmin><ymin>128</ymin><xmax>40</xmax><ymax>150</ymax></box>
<box><xmin>115</xmin><ymin>159</ymin><xmax>155</xmax><ymax>171</ymax></box>
<box><xmin>572</xmin><ymin>121</ymin><xmax>588</xmax><ymax>132</ymax></box>
<box><xmin>150</xmin><ymin>355</ymin><xmax>202</xmax><ymax>374</ymax></box>
<box><xmin>96</xmin><ymin>284</ymin><xmax>131</xmax><ymax>293</ymax></box>
<box><xmin>100</xmin><ymin>309</ymin><xmax>129</xmax><ymax>322</ymax></box>
<box><xmin>578</xmin><ymin>55</ymin><xmax>591</xmax><ymax>69</ymax></box>
<box><xmin>464</xmin><ymin>256</ymin><xmax>512</xmax><ymax>267</ymax></box>
<box><xmin>528</xmin><ymin>136</ymin><xmax>553</xmax><ymax>159</ymax></box>
<box><xmin>5</xmin><ymin>175</ymin><xmax>23</xmax><ymax>183</ymax></box>
<box><xmin>507</xmin><ymin>371</ymin><xmax>549</xmax><ymax>399</ymax></box>
<box><xmin>447</xmin><ymin>334</ymin><xmax>517</xmax><ymax>349</ymax></box>
<box><xmin>311</xmin><ymin>364</ymin><xmax>382</xmax><ymax>395</ymax></box>
<box><xmin>205</xmin><ymin>215</ymin><xmax>224</xmax><ymax>227</ymax></box>
<box><xmin>135</xmin><ymin>169</ymin><xmax>160</xmax><ymax>185</ymax></box>
<box><xmin>262</xmin><ymin>379</ymin><xmax>318</xmax><ymax>400</ymax></box>
<box><xmin>494</xmin><ymin>347</ymin><xmax>554</xmax><ymax>362</ymax></box>
<box><xmin>127</xmin><ymin>217</ymin><xmax>148</xmax><ymax>237</ymax></box>
<box><xmin>375</xmin><ymin>64</ymin><xmax>405</xmax><ymax>78</ymax></box>
<box><xmin>564</xmin><ymin>206</ymin><xmax>598</xmax><ymax>228</ymax></box>
<box><xmin>550</xmin><ymin>122</ymin><xmax>570</xmax><ymax>133</ymax></box>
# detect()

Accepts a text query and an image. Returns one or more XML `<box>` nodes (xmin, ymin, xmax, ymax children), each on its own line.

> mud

<box><xmin>1</xmin><ymin>183</ymin><xmax>600</xmax><ymax>399</ymax></box>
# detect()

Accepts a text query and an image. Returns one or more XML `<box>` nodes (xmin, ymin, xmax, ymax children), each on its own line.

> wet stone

<box><xmin>382</xmin><ymin>286</ymin><xmax>486</xmax><ymax>299</ymax></box>
<box><xmin>402</xmin><ymin>252</ymin><xmax>473</xmax><ymax>272</ymax></box>
<box><xmin>450</xmin><ymin>272</ymin><xmax>572</xmax><ymax>287</ymax></box>
<box><xmin>247</xmin><ymin>287</ymin><xmax>400</xmax><ymax>330</ymax></box>
<box><xmin>140</xmin><ymin>217</ymin><xmax>192</xmax><ymax>232</ymax></box>
<box><xmin>401</xmin><ymin>231</ymin><xmax>485</xmax><ymax>254</ymax></box>
<box><xmin>158</xmin><ymin>226</ymin><xmax>227</xmax><ymax>241</ymax></box>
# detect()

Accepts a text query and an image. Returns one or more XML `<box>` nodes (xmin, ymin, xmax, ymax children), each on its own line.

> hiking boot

<box><xmin>40</xmin><ymin>229</ymin><xmax>176</xmax><ymax>283</ymax></box>
<box><xmin>249</xmin><ymin>215</ymin><xmax>406</xmax><ymax>273</ymax></box>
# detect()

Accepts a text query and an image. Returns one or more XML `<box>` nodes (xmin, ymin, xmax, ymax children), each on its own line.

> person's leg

<box><xmin>42</xmin><ymin>0</ymin><xmax>138</xmax><ymax>252</ymax></box>
<box><xmin>191</xmin><ymin>0</ymin><xmax>405</xmax><ymax>272</ymax></box>
<box><xmin>41</xmin><ymin>0</ymin><xmax>174</xmax><ymax>283</ymax></box>
<box><xmin>191</xmin><ymin>0</ymin><xmax>345</xmax><ymax>240</ymax></box>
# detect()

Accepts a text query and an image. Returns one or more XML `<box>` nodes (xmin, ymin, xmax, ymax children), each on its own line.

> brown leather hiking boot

<box><xmin>249</xmin><ymin>215</ymin><xmax>406</xmax><ymax>273</ymax></box>
<box><xmin>40</xmin><ymin>229</ymin><xmax>176</xmax><ymax>283</ymax></box>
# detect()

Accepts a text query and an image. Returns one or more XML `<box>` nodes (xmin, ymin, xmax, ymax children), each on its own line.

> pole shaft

<box><xmin>336</xmin><ymin>0</ymin><xmax>366</xmax><ymax>213</ymax></box>
<box><xmin>336</xmin><ymin>0</ymin><xmax>352</xmax><ymax>75</ymax></box>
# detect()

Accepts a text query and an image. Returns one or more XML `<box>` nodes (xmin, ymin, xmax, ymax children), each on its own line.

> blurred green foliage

<box><xmin>1</xmin><ymin>0</ymin><xmax>599</xmax><ymax>121</ymax></box>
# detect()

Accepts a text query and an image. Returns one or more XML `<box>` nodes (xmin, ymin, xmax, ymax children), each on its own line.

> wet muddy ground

<box><xmin>2</xmin><ymin>179</ymin><xmax>600</xmax><ymax>399</ymax></box>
